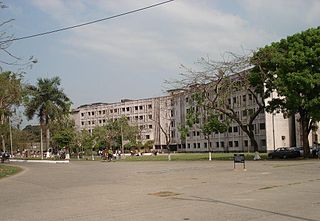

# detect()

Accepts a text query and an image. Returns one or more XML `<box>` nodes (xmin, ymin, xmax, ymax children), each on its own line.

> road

<box><xmin>1</xmin><ymin>160</ymin><xmax>320</xmax><ymax>221</ymax></box>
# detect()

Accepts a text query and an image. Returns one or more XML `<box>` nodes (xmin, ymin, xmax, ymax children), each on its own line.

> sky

<box><xmin>1</xmin><ymin>0</ymin><xmax>319</xmax><ymax>118</ymax></box>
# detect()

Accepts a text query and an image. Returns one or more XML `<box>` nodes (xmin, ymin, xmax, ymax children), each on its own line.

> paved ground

<box><xmin>1</xmin><ymin>159</ymin><xmax>320</xmax><ymax>221</ymax></box>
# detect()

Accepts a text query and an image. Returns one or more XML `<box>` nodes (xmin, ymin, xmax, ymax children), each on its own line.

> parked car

<box><xmin>311</xmin><ymin>147</ymin><xmax>320</xmax><ymax>158</ymax></box>
<box><xmin>268</xmin><ymin>147</ymin><xmax>301</xmax><ymax>159</ymax></box>
<box><xmin>292</xmin><ymin>147</ymin><xmax>304</xmax><ymax>157</ymax></box>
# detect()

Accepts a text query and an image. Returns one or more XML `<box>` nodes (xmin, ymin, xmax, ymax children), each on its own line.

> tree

<box><xmin>150</xmin><ymin>96</ymin><xmax>173</xmax><ymax>160</ymax></box>
<box><xmin>0</xmin><ymin>2</ymin><xmax>37</xmax><ymax>71</ymax></box>
<box><xmin>51</xmin><ymin>117</ymin><xmax>76</xmax><ymax>152</ymax></box>
<box><xmin>0</xmin><ymin>71</ymin><xmax>24</xmax><ymax>150</ymax></box>
<box><xmin>92</xmin><ymin>116</ymin><xmax>139</xmax><ymax>155</ymax></box>
<box><xmin>175</xmin><ymin>54</ymin><xmax>269</xmax><ymax>153</ymax></box>
<box><xmin>179</xmin><ymin>92</ymin><xmax>228</xmax><ymax>160</ymax></box>
<box><xmin>24</xmin><ymin>77</ymin><xmax>71</xmax><ymax>158</ymax></box>
<box><xmin>253</xmin><ymin>27</ymin><xmax>320</xmax><ymax>157</ymax></box>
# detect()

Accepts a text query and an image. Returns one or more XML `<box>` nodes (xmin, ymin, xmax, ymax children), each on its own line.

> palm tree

<box><xmin>24</xmin><ymin>76</ymin><xmax>71</xmax><ymax>158</ymax></box>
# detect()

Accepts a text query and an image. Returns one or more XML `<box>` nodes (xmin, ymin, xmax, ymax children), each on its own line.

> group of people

<box><xmin>100</xmin><ymin>148</ymin><xmax>121</xmax><ymax>161</ymax></box>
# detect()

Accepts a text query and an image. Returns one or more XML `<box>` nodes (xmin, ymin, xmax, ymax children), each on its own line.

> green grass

<box><xmin>120</xmin><ymin>153</ymin><xmax>268</xmax><ymax>162</ymax></box>
<box><xmin>0</xmin><ymin>164</ymin><xmax>22</xmax><ymax>179</ymax></box>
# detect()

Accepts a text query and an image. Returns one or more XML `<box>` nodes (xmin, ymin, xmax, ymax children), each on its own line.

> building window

<box><xmin>92</xmin><ymin>121</ymin><xmax>95</xmax><ymax>125</ymax></box>
<box><xmin>81</xmin><ymin>121</ymin><xmax>84</xmax><ymax>125</ymax></box>
<box><xmin>244</xmin><ymin>140</ymin><xmax>248</xmax><ymax>147</ymax></box>
<box><xmin>242</xmin><ymin>110</ymin><xmax>247</xmax><ymax>117</ymax></box>
<box><xmin>187</xmin><ymin>143</ymin><xmax>191</xmax><ymax>148</ymax></box>
<box><xmin>261</xmin><ymin>139</ymin><xmax>266</xmax><ymax>147</ymax></box>
<box><xmin>99</xmin><ymin>110</ymin><xmax>101</xmax><ymax>115</ymax></box>
<box><xmin>193</xmin><ymin>131</ymin><xmax>196</xmax><ymax>136</ymax></box>
<box><xmin>233</xmin><ymin>126</ymin><xmax>238</xmax><ymax>133</ymax></box>
<box><xmin>196</xmin><ymin>131</ymin><xmax>200</xmax><ymax>136</ymax></box>
<box><xmin>135</xmin><ymin>106</ymin><xmax>138</xmax><ymax>111</ymax></box>
<box><xmin>228</xmin><ymin>127</ymin><xmax>232</xmax><ymax>133</ymax></box>
<box><xmin>204</xmin><ymin>142</ymin><xmax>207</xmax><ymax>148</ymax></box>
<box><xmin>234</xmin><ymin>141</ymin><xmax>239</xmax><ymax>147</ymax></box>
<box><xmin>148</xmin><ymin>115</ymin><xmax>152</xmax><ymax>119</ymax></box>
<box><xmin>114</xmin><ymin>109</ymin><xmax>117</xmax><ymax>113</ymax></box>
<box><xmin>139</xmin><ymin>116</ymin><xmax>143</xmax><ymax>120</ymax></box>
<box><xmin>242</xmin><ymin>95</ymin><xmax>246</xmax><ymax>102</ymax></box>
<box><xmin>139</xmin><ymin>105</ymin><xmax>143</xmax><ymax>110</ymax></box>
<box><xmin>103</xmin><ymin>110</ymin><xmax>106</xmax><ymax>114</ymax></box>
<box><xmin>103</xmin><ymin>119</ymin><xmax>106</xmax><ymax>123</ymax></box>
<box><xmin>99</xmin><ymin>120</ymin><xmax>102</xmax><ymax>124</ymax></box>
<box><xmin>81</xmin><ymin>113</ymin><xmax>84</xmax><ymax>117</ymax></box>
<box><xmin>197</xmin><ymin>143</ymin><xmax>200</xmax><ymax>148</ymax></box>
<box><xmin>186</xmin><ymin>133</ymin><xmax>190</xmax><ymax>137</ymax></box>
<box><xmin>92</xmin><ymin>111</ymin><xmax>95</xmax><ymax>115</ymax></box>
<box><xmin>126</xmin><ymin>107</ymin><xmax>130</xmax><ymax>111</ymax></box>
<box><xmin>216</xmin><ymin>142</ymin><xmax>219</xmax><ymax>148</ymax></box>
<box><xmin>88</xmin><ymin>112</ymin><xmax>91</xmax><ymax>116</ymax></box>
<box><xmin>146</xmin><ymin>135</ymin><xmax>150</xmax><ymax>139</ymax></box>
<box><xmin>88</xmin><ymin>121</ymin><xmax>91</xmax><ymax>125</ymax></box>
<box><xmin>260</xmin><ymin>123</ymin><xmax>266</xmax><ymax>130</ymax></box>
<box><xmin>122</xmin><ymin>108</ymin><xmax>125</xmax><ymax>112</ymax></box>
<box><xmin>229</xmin><ymin>141</ymin><xmax>233</xmax><ymax>147</ymax></box>
<box><xmin>193</xmin><ymin>143</ymin><xmax>196</xmax><ymax>149</ymax></box>
<box><xmin>221</xmin><ymin>141</ymin><xmax>224</xmax><ymax>148</ymax></box>
<box><xmin>148</xmin><ymin>104</ymin><xmax>152</xmax><ymax>109</ymax></box>
<box><xmin>110</xmin><ymin>109</ymin><xmax>113</xmax><ymax>113</ymax></box>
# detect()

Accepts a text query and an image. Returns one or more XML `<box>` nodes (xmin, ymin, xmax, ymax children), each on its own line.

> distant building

<box><xmin>71</xmin><ymin>96</ymin><xmax>172</xmax><ymax>150</ymax></box>
<box><xmin>72</xmin><ymin>85</ymin><xmax>319</xmax><ymax>153</ymax></box>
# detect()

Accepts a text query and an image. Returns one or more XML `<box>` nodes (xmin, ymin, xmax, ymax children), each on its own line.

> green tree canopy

<box><xmin>24</xmin><ymin>76</ymin><xmax>72</xmax><ymax>151</ymax></box>
<box><xmin>252</xmin><ymin>26</ymin><xmax>320</xmax><ymax>156</ymax></box>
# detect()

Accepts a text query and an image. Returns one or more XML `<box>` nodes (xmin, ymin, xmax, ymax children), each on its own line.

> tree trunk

<box><xmin>167</xmin><ymin>144</ymin><xmax>171</xmax><ymax>161</ymax></box>
<box><xmin>207</xmin><ymin>137</ymin><xmax>212</xmax><ymax>161</ymax></box>
<box><xmin>46</xmin><ymin>126</ymin><xmax>50</xmax><ymax>150</ymax></box>
<box><xmin>300</xmin><ymin>114</ymin><xmax>310</xmax><ymax>158</ymax></box>
<box><xmin>1</xmin><ymin>134</ymin><xmax>5</xmax><ymax>152</ymax></box>
<box><xmin>248</xmin><ymin>131</ymin><xmax>259</xmax><ymax>152</ymax></box>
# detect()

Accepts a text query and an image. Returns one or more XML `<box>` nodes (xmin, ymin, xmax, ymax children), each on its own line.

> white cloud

<box><xmin>25</xmin><ymin>0</ymin><xmax>319</xmax><ymax>105</ymax></box>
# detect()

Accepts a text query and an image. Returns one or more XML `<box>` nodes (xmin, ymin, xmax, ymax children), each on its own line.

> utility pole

<box><xmin>40</xmin><ymin>127</ymin><xmax>43</xmax><ymax>160</ymax></box>
<box><xmin>9</xmin><ymin>119</ymin><xmax>13</xmax><ymax>156</ymax></box>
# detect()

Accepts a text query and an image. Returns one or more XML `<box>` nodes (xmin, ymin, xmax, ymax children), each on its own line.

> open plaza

<box><xmin>1</xmin><ymin>159</ymin><xmax>319</xmax><ymax>221</ymax></box>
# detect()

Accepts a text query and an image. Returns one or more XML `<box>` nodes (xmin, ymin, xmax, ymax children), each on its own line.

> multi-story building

<box><xmin>72</xmin><ymin>96</ymin><xmax>172</xmax><ymax>149</ymax></box>
<box><xmin>168</xmin><ymin>88</ymin><xmax>319</xmax><ymax>153</ymax></box>
<box><xmin>72</xmin><ymin>86</ymin><xmax>319</xmax><ymax>153</ymax></box>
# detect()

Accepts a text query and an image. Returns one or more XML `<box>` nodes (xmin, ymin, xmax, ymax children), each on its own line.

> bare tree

<box><xmin>171</xmin><ymin>53</ymin><xmax>270</xmax><ymax>154</ymax></box>
<box><xmin>0</xmin><ymin>2</ymin><xmax>36</xmax><ymax>72</ymax></box>
<box><xmin>151</xmin><ymin>96</ymin><xmax>173</xmax><ymax>160</ymax></box>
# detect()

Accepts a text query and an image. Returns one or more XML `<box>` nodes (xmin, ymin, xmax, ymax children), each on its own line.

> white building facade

<box><xmin>72</xmin><ymin>90</ymin><xmax>319</xmax><ymax>153</ymax></box>
<box><xmin>72</xmin><ymin>96</ymin><xmax>172</xmax><ymax>149</ymax></box>
<box><xmin>169</xmin><ymin>89</ymin><xmax>319</xmax><ymax>153</ymax></box>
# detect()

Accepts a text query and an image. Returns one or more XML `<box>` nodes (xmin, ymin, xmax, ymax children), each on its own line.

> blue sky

<box><xmin>1</xmin><ymin>0</ymin><xmax>319</xmax><ymax>112</ymax></box>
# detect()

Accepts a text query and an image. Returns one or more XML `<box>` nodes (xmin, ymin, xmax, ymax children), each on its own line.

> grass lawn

<box><xmin>120</xmin><ymin>152</ymin><xmax>268</xmax><ymax>161</ymax></box>
<box><xmin>0</xmin><ymin>164</ymin><xmax>22</xmax><ymax>179</ymax></box>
